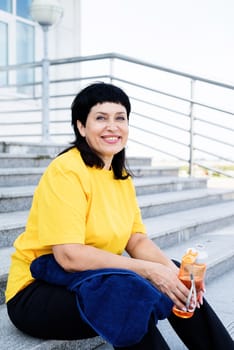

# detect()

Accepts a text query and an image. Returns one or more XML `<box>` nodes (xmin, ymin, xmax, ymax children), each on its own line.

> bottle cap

<box><xmin>182</xmin><ymin>248</ymin><xmax>198</xmax><ymax>264</ymax></box>
<box><xmin>195</xmin><ymin>244</ymin><xmax>208</xmax><ymax>264</ymax></box>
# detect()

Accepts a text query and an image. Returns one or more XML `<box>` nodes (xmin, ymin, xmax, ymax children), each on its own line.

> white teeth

<box><xmin>105</xmin><ymin>137</ymin><xmax>118</xmax><ymax>140</ymax></box>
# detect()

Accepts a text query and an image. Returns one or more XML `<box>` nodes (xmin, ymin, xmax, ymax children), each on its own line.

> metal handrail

<box><xmin>1</xmin><ymin>52</ymin><xmax>233</xmax><ymax>89</ymax></box>
<box><xmin>113</xmin><ymin>76</ymin><xmax>233</xmax><ymax>115</ymax></box>
<box><xmin>0</xmin><ymin>52</ymin><xmax>233</xmax><ymax>177</ymax></box>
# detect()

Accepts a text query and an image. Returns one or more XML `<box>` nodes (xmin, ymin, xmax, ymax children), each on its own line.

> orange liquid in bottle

<box><xmin>172</xmin><ymin>306</ymin><xmax>194</xmax><ymax>318</ymax></box>
<box><xmin>172</xmin><ymin>277</ymin><xmax>203</xmax><ymax>318</ymax></box>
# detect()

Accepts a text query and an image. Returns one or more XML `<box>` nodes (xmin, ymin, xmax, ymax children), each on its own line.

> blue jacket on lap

<box><xmin>30</xmin><ymin>254</ymin><xmax>173</xmax><ymax>347</ymax></box>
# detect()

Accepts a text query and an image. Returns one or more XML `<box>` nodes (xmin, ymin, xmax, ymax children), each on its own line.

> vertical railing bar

<box><xmin>109</xmin><ymin>57</ymin><xmax>114</xmax><ymax>84</ymax></box>
<box><xmin>41</xmin><ymin>26</ymin><xmax>50</xmax><ymax>142</ymax></box>
<box><xmin>188</xmin><ymin>79</ymin><xmax>196</xmax><ymax>176</ymax></box>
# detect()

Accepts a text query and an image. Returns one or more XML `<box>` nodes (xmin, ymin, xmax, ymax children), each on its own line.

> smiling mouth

<box><xmin>102</xmin><ymin>136</ymin><xmax>120</xmax><ymax>143</ymax></box>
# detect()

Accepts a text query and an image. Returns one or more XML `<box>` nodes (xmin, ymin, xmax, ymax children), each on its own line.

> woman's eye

<box><xmin>116</xmin><ymin>116</ymin><xmax>126</xmax><ymax>121</ymax></box>
<box><xmin>96</xmin><ymin>115</ymin><xmax>105</xmax><ymax>120</ymax></box>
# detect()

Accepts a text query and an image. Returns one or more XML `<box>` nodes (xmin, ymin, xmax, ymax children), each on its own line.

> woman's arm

<box><xmin>52</xmin><ymin>235</ymin><xmax>189</xmax><ymax>310</ymax></box>
<box><xmin>126</xmin><ymin>233</ymin><xmax>177</xmax><ymax>272</ymax></box>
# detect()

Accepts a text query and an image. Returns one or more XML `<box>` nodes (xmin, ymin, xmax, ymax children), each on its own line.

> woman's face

<box><xmin>77</xmin><ymin>102</ymin><xmax>129</xmax><ymax>169</ymax></box>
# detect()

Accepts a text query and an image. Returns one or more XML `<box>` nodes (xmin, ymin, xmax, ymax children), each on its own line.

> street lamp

<box><xmin>30</xmin><ymin>0</ymin><xmax>63</xmax><ymax>142</ymax></box>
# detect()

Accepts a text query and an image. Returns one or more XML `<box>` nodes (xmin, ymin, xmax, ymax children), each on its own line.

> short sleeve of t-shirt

<box><xmin>35</xmin><ymin>150</ymin><xmax>90</xmax><ymax>246</ymax></box>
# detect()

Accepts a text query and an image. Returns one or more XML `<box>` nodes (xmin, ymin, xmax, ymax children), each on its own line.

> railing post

<box><xmin>41</xmin><ymin>25</ymin><xmax>50</xmax><ymax>142</ymax></box>
<box><xmin>188</xmin><ymin>79</ymin><xmax>195</xmax><ymax>176</ymax></box>
<box><xmin>109</xmin><ymin>57</ymin><xmax>114</xmax><ymax>84</ymax></box>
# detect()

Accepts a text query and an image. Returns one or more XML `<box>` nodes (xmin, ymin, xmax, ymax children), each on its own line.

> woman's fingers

<box><xmin>156</xmin><ymin>276</ymin><xmax>190</xmax><ymax>309</ymax></box>
<box><xmin>170</xmin><ymin>289</ymin><xmax>189</xmax><ymax>311</ymax></box>
<box><xmin>196</xmin><ymin>281</ymin><xmax>206</xmax><ymax>307</ymax></box>
<box><xmin>148</xmin><ymin>264</ymin><xmax>198</xmax><ymax>311</ymax></box>
<box><xmin>166</xmin><ymin>275</ymin><xmax>207</xmax><ymax>311</ymax></box>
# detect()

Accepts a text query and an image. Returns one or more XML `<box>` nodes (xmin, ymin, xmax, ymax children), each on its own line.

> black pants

<box><xmin>7</xmin><ymin>280</ymin><xmax>234</xmax><ymax>350</ymax></box>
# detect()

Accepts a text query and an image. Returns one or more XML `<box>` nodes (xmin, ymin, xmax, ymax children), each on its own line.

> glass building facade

<box><xmin>0</xmin><ymin>20</ymin><xmax>8</xmax><ymax>84</ymax></box>
<box><xmin>0</xmin><ymin>0</ymin><xmax>12</xmax><ymax>13</ymax></box>
<box><xmin>0</xmin><ymin>0</ymin><xmax>35</xmax><ymax>91</ymax></box>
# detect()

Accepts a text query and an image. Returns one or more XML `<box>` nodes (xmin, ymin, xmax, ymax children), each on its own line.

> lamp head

<box><xmin>30</xmin><ymin>0</ymin><xmax>63</xmax><ymax>27</ymax></box>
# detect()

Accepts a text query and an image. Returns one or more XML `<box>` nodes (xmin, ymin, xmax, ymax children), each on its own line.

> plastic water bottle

<box><xmin>172</xmin><ymin>244</ymin><xmax>208</xmax><ymax>318</ymax></box>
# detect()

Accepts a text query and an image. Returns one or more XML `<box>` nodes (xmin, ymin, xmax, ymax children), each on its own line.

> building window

<box><xmin>16</xmin><ymin>20</ymin><xmax>34</xmax><ymax>93</ymax></box>
<box><xmin>16</xmin><ymin>0</ymin><xmax>32</xmax><ymax>20</ymax></box>
<box><xmin>0</xmin><ymin>0</ymin><xmax>12</xmax><ymax>13</ymax></box>
<box><xmin>0</xmin><ymin>0</ymin><xmax>35</xmax><ymax>92</ymax></box>
<box><xmin>0</xmin><ymin>21</ymin><xmax>8</xmax><ymax>85</ymax></box>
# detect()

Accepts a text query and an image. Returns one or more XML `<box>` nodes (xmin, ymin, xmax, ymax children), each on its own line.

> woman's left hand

<box><xmin>196</xmin><ymin>280</ymin><xmax>206</xmax><ymax>308</ymax></box>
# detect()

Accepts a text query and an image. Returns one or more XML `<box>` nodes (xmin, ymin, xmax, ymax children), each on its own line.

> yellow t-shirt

<box><xmin>5</xmin><ymin>148</ymin><xmax>146</xmax><ymax>302</ymax></box>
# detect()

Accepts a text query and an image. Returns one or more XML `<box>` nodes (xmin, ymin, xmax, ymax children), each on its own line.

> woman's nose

<box><xmin>106</xmin><ymin>120</ymin><xmax>118</xmax><ymax>130</ymax></box>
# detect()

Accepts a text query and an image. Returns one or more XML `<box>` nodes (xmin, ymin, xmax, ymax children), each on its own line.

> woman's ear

<box><xmin>77</xmin><ymin>120</ymin><xmax>86</xmax><ymax>137</ymax></box>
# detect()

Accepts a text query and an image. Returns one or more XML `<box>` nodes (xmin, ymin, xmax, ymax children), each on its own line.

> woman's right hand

<box><xmin>146</xmin><ymin>262</ymin><xmax>190</xmax><ymax>311</ymax></box>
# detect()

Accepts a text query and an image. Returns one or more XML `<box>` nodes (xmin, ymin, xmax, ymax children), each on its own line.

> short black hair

<box><xmin>71</xmin><ymin>82</ymin><xmax>131</xmax><ymax>127</ymax></box>
<box><xmin>62</xmin><ymin>82</ymin><xmax>132</xmax><ymax>179</ymax></box>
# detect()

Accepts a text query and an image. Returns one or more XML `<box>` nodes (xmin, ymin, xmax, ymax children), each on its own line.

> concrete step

<box><xmin>132</xmin><ymin>165</ymin><xmax>179</xmax><ymax>177</ymax></box>
<box><xmin>0</xmin><ymin>211</ymin><xmax>27</xmax><ymax>247</ymax></box>
<box><xmin>0</xmin><ymin>247</ymin><xmax>13</xmax><ymax>304</ymax></box>
<box><xmin>134</xmin><ymin>176</ymin><xmax>207</xmax><ymax>195</ymax></box>
<box><xmin>0</xmin><ymin>153</ymin><xmax>53</xmax><ymax>168</ymax></box>
<box><xmin>146</xmin><ymin>201</ymin><xmax>234</xmax><ymax>248</ymax></box>
<box><xmin>0</xmin><ymin>168</ymin><xmax>45</xmax><ymax>187</ymax></box>
<box><xmin>138</xmin><ymin>187</ymin><xmax>234</xmax><ymax>218</ymax></box>
<box><xmin>0</xmin><ymin>186</ymin><xmax>35</xmax><ymax>213</ymax></box>
<box><xmin>0</xmin><ymin>141</ymin><xmax>67</xmax><ymax>157</ymax></box>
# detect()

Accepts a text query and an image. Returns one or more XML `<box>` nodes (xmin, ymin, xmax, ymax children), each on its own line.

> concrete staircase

<box><xmin>0</xmin><ymin>142</ymin><xmax>234</xmax><ymax>349</ymax></box>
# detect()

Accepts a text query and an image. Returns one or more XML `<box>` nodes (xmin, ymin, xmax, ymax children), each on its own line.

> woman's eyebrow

<box><xmin>95</xmin><ymin>111</ymin><xmax>126</xmax><ymax>115</ymax></box>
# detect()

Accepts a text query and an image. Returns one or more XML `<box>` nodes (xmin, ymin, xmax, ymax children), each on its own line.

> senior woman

<box><xmin>6</xmin><ymin>83</ymin><xmax>233</xmax><ymax>349</ymax></box>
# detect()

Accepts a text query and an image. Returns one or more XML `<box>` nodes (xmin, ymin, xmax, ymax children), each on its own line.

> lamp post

<box><xmin>30</xmin><ymin>0</ymin><xmax>63</xmax><ymax>142</ymax></box>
